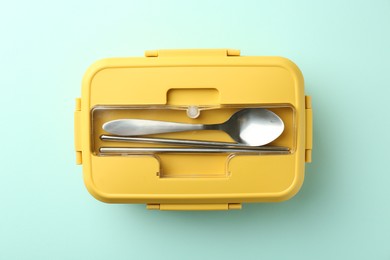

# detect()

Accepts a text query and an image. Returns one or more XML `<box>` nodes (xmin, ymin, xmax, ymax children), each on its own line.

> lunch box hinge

<box><xmin>74</xmin><ymin>98</ymin><xmax>82</xmax><ymax>165</ymax></box>
<box><xmin>305</xmin><ymin>96</ymin><xmax>313</xmax><ymax>163</ymax></box>
<box><xmin>145</xmin><ymin>49</ymin><xmax>240</xmax><ymax>58</ymax></box>
<box><xmin>226</xmin><ymin>49</ymin><xmax>240</xmax><ymax>56</ymax></box>
<box><xmin>146</xmin><ymin>203</ymin><xmax>242</xmax><ymax>211</ymax></box>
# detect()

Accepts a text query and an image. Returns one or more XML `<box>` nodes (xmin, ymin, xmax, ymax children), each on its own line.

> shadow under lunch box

<box><xmin>74</xmin><ymin>49</ymin><xmax>313</xmax><ymax>210</ymax></box>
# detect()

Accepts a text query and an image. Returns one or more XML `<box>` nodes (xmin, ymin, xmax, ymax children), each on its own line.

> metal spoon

<box><xmin>102</xmin><ymin>108</ymin><xmax>284</xmax><ymax>146</ymax></box>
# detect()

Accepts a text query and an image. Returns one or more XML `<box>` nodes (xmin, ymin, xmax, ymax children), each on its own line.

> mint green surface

<box><xmin>1</xmin><ymin>1</ymin><xmax>389</xmax><ymax>259</ymax></box>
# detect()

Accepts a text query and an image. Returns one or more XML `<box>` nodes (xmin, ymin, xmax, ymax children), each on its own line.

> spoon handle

<box><xmin>103</xmin><ymin>119</ymin><xmax>211</xmax><ymax>136</ymax></box>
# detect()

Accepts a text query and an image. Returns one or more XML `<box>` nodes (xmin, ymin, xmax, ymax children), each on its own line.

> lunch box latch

<box><xmin>74</xmin><ymin>98</ymin><xmax>82</xmax><ymax>165</ymax></box>
<box><xmin>305</xmin><ymin>96</ymin><xmax>313</xmax><ymax>163</ymax></box>
<box><xmin>144</xmin><ymin>49</ymin><xmax>240</xmax><ymax>58</ymax></box>
<box><xmin>146</xmin><ymin>203</ymin><xmax>242</xmax><ymax>211</ymax></box>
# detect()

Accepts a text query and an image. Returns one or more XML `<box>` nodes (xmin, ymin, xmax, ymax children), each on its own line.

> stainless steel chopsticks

<box><xmin>99</xmin><ymin>147</ymin><xmax>290</xmax><ymax>154</ymax></box>
<box><xmin>100</xmin><ymin>135</ymin><xmax>289</xmax><ymax>151</ymax></box>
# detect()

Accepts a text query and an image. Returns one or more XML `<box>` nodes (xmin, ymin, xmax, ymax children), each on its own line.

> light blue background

<box><xmin>1</xmin><ymin>0</ymin><xmax>389</xmax><ymax>259</ymax></box>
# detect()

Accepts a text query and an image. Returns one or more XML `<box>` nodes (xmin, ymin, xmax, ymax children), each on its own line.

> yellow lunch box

<box><xmin>74</xmin><ymin>49</ymin><xmax>313</xmax><ymax>210</ymax></box>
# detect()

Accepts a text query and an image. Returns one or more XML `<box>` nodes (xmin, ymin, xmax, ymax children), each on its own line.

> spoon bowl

<box><xmin>218</xmin><ymin>108</ymin><xmax>284</xmax><ymax>146</ymax></box>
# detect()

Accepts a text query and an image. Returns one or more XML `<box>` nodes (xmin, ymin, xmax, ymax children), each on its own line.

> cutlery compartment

<box><xmin>91</xmin><ymin>104</ymin><xmax>296</xmax><ymax>178</ymax></box>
